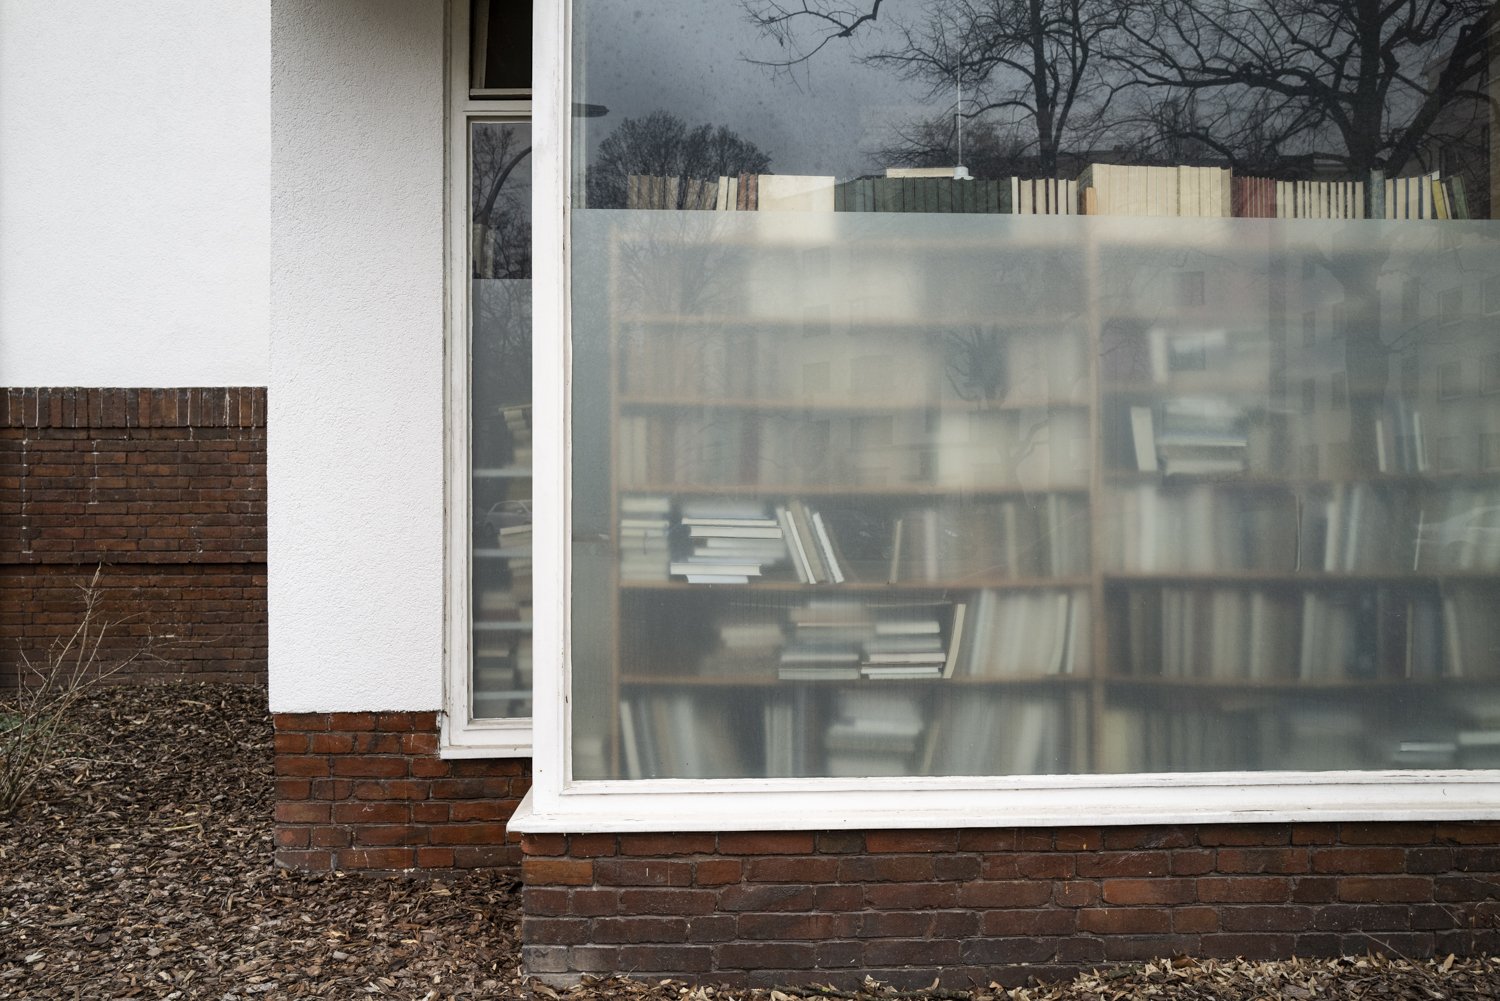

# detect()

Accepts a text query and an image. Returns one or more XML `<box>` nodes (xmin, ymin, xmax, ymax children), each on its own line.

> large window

<box><xmin>521</xmin><ymin>0</ymin><xmax>1500</xmax><ymax>827</ymax></box>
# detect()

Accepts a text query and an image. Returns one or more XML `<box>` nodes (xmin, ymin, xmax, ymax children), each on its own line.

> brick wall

<box><xmin>272</xmin><ymin>711</ymin><xmax>531</xmax><ymax>871</ymax></box>
<box><xmin>519</xmin><ymin>823</ymin><xmax>1500</xmax><ymax>986</ymax></box>
<box><xmin>1</xmin><ymin>387</ymin><xmax>267</xmax><ymax>686</ymax></box>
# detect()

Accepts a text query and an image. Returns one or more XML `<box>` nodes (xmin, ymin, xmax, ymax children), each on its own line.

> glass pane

<box><xmin>570</xmin><ymin>0</ymin><xmax>1500</xmax><ymax>780</ymax></box>
<box><xmin>471</xmin><ymin>121</ymin><xmax>532</xmax><ymax>721</ymax></box>
<box><xmin>470</xmin><ymin>0</ymin><xmax>532</xmax><ymax>93</ymax></box>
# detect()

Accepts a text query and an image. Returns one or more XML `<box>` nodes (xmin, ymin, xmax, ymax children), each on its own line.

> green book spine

<box><xmin>1449</xmin><ymin>176</ymin><xmax>1470</xmax><ymax>220</ymax></box>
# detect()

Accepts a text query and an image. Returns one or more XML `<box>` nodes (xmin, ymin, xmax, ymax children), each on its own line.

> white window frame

<box><xmin>444</xmin><ymin>0</ymin><xmax>533</xmax><ymax>758</ymax></box>
<box><xmin>513</xmin><ymin>0</ymin><xmax>1500</xmax><ymax>830</ymax></box>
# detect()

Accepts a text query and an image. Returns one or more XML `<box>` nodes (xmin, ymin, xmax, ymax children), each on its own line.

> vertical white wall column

<box><xmin>269</xmin><ymin>0</ymin><xmax>447</xmax><ymax>711</ymax></box>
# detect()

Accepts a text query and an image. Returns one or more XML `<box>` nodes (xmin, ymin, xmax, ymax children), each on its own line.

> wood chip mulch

<box><xmin>2</xmin><ymin>683</ymin><xmax>1497</xmax><ymax>999</ymax></box>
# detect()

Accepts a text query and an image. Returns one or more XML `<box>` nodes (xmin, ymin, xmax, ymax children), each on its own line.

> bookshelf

<box><xmin>574</xmin><ymin>190</ymin><xmax>1500</xmax><ymax>781</ymax></box>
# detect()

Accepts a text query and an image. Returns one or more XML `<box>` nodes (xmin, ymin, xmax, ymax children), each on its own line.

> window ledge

<box><xmin>439</xmin><ymin>715</ymin><xmax>532</xmax><ymax>758</ymax></box>
<box><xmin>509</xmin><ymin>771</ymin><xmax>1500</xmax><ymax>833</ymax></box>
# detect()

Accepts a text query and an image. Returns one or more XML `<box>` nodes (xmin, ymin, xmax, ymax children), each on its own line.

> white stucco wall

<box><xmin>268</xmin><ymin>0</ymin><xmax>447</xmax><ymax>712</ymax></box>
<box><xmin>0</xmin><ymin>1</ymin><xmax>269</xmax><ymax>386</ymax></box>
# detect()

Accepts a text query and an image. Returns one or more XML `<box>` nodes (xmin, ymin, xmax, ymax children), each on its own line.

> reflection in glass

<box><xmin>471</xmin><ymin>121</ymin><xmax>533</xmax><ymax>721</ymax></box>
<box><xmin>568</xmin><ymin>0</ymin><xmax>1500</xmax><ymax>779</ymax></box>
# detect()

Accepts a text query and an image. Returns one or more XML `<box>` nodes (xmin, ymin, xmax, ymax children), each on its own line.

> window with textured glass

<box><xmin>565</xmin><ymin>0</ymin><xmax>1500</xmax><ymax>782</ymax></box>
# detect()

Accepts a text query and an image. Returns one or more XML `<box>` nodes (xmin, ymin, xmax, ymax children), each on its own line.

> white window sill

<box><xmin>439</xmin><ymin>715</ymin><xmax>532</xmax><ymax>758</ymax></box>
<box><xmin>508</xmin><ymin>770</ymin><xmax>1500</xmax><ymax>833</ymax></box>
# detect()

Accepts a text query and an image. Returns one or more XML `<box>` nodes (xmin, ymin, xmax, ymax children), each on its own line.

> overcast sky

<box><xmin>573</xmin><ymin>1</ymin><xmax>937</xmax><ymax>179</ymax></box>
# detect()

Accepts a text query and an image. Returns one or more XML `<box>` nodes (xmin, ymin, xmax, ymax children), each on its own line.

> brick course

<box><xmin>272</xmin><ymin>711</ymin><xmax>530</xmax><ymax>871</ymax></box>
<box><xmin>1</xmin><ymin>387</ymin><xmax>266</xmax><ymax>686</ymax></box>
<box><xmin>521</xmin><ymin>823</ymin><xmax>1500</xmax><ymax>987</ymax></box>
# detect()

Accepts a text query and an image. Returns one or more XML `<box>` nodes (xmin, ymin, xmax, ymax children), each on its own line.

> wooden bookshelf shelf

<box><xmin>620</xmin><ymin>482</ymin><xmax>1091</xmax><ymax>498</ymax></box>
<box><xmin>474</xmin><ymin>620</ymin><xmax>532</xmax><ymax>632</ymax></box>
<box><xmin>619</xmin><ymin>577</ymin><xmax>1094</xmax><ymax>592</ymax></box>
<box><xmin>1102</xmin><ymin>571</ymin><xmax>1500</xmax><ymax>585</ymax></box>
<box><xmin>618</xmin><ymin>395</ymin><xmax>1089</xmax><ymax>414</ymax></box>
<box><xmin>618</xmin><ymin>673</ymin><xmax>1092</xmax><ymax>688</ymax></box>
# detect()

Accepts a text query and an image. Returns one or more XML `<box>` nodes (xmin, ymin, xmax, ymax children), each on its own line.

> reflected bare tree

<box><xmin>586</xmin><ymin>111</ymin><xmax>773</xmax><ymax>209</ymax></box>
<box><xmin>745</xmin><ymin>0</ymin><xmax>1131</xmax><ymax>175</ymax></box>
<box><xmin>1110</xmin><ymin>0</ymin><xmax>1494</xmax><ymax>181</ymax></box>
<box><xmin>471</xmin><ymin>124</ymin><xmax>533</xmax><ymax>438</ymax></box>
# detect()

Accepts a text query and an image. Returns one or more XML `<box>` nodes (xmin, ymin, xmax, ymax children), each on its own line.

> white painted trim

<box><xmin>529</xmin><ymin>0</ymin><xmax>571</xmax><ymax>804</ymax></box>
<box><xmin>442</xmin><ymin>0</ymin><xmax>533</xmax><ymax>757</ymax></box>
<box><xmin>509</xmin><ymin>771</ymin><xmax>1500</xmax><ymax>833</ymax></box>
<box><xmin>513</xmin><ymin>0</ymin><xmax>1500</xmax><ymax>832</ymax></box>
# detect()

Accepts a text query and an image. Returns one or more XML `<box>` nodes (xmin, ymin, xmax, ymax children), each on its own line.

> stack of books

<box><xmin>699</xmin><ymin>614</ymin><xmax>785</xmax><ymax>676</ymax></box>
<box><xmin>618</xmin><ymin>496</ymin><xmax>671</xmax><ymax>582</ymax></box>
<box><xmin>1151</xmin><ymin>397</ymin><xmax>1249</xmax><ymax>475</ymax></box>
<box><xmin>670</xmin><ymin>498</ymin><xmax>788</xmax><ymax>584</ymax></box>
<box><xmin>824</xmin><ymin>690</ymin><xmax>926</xmax><ymax>776</ymax></box>
<box><xmin>859</xmin><ymin>606</ymin><xmax>960</xmax><ymax>680</ymax></box>
<box><xmin>778</xmin><ymin>598</ymin><xmax>871</xmax><ymax>680</ymax></box>
<box><xmin>500</xmin><ymin>404</ymin><xmax>531</xmax><ymax>466</ymax></box>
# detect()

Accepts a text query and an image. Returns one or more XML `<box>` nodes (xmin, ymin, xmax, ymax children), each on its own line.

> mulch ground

<box><xmin>2</xmin><ymin>683</ymin><xmax>1498</xmax><ymax>999</ymax></box>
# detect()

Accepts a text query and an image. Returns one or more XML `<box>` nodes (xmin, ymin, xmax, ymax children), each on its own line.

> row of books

<box><xmin>1079</xmin><ymin>164</ymin><xmax>1233</xmax><ymax>218</ymax></box>
<box><xmin>1104</xmin><ymin>484</ymin><xmax>1298</xmax><ymax>573</ymax></box>
<box><xmin>614</xmin><ymin>684</ymin><xmax>1500</xmax><ymax>779</ymax></box>
<box><xmin>619</xmin><ymin>166</ymin><xmax>1470</xmax><ymax>219</ymax></box>
<box><xmin>618</xmin><ymin>496</ymin><xmax>1091</xmax><ymax>585</ymax></box>
<box><xmin>616</xmin><ymin>326</ymin><xmax>1090</xmax><ymax>406</ymax></box>
<box><xmin>615</xmin><ymin>409</ymin><xmax>1090</xmax><ymax>490</ymax></box>
<box><xmin>1111</xmin><ymin>584</ymin><xmax>1500</xmax><ymax>682</ymax></box>
<box><xmin>959</xmin><ymin>589</ymin><xmax>1091</xmax><ymax>678</ymax></box>
<box><xmin>1106</xmin><ymin>475</ymin><xmax>1500</xmax><ymax>575</ymax></box>
<box><xmin>619</xmin><ymin>688</ymin><xmax>1073</xmax><ymax>778</ymax></box>
<box><xmin>888</xmin><ymin>495</ymin><xmax>1090</xmax><ymax>582</ymax></box>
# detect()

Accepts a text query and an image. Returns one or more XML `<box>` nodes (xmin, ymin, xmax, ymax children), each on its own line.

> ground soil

<box><xmin>2</xmin><ymin>684</ymin><xmax>1497</xmax><ymax>999</ymax></box>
